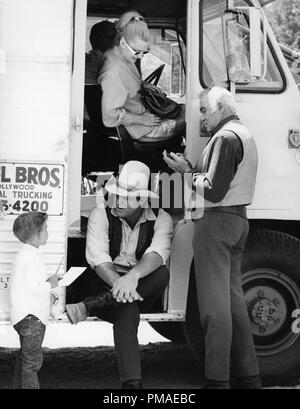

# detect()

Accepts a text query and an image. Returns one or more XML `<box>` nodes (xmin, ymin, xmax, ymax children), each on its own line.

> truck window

<box><xmin>142</xmin><ymin>28</ymin><xmax>186</xmax><ymax>97</ymax></box>
<box><xmin>200</xmin><ymin>0</ymin><xmax>284</xmax><ymax>92</ymax></box>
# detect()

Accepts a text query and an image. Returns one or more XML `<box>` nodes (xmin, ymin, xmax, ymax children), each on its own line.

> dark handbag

<box><xmin>140</xmin><ymin>65</ymin><xmax>182</xmax><ymax>120</ymax></box>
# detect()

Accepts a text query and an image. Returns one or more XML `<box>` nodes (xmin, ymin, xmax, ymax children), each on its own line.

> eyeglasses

<box><xmin>121</xmin><ymin>36</ymin><xmax>150</xmax><ymax>56</ymax></box>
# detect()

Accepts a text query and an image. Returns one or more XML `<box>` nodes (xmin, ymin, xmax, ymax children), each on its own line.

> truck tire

<box><xmin>149</xmin><ymin>322</ymin><xmax>185</xmax><ymax>343</ymax></box>
<box><xmin>182</xmin><ymin>229</ymin><xmax>300</xmax><ymax>385</ymax></box>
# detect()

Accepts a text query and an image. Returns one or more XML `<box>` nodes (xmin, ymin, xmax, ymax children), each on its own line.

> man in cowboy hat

<box><xmin>66</xmin><ymin>161</ymin><xmax>173</xmax><ymax>389</ymax></box>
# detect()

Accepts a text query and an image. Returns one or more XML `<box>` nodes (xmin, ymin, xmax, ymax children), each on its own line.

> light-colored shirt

<box><xmin>10</xmin><ymin>244</ymin><xmax>51</xmax><ymax>326</ymax></box>
<box><xmin>98</xmin><ymin>46</ymin><xmax>154</xmax><ymax>139</ymax></box>
<box><xmin>86</xmin><ymin>206</ymin><xmax>173</xmax><ymax>269</ymax></box>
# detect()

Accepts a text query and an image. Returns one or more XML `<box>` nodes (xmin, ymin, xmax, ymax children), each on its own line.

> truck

<box><xmin>1</xmin><ymin>0</ymin><xmax>300</xmax><ymax>384</ymax></box>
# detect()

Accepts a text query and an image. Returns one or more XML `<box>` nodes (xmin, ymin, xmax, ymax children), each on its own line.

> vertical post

<box><xmin>67</xmin><ymin>0</ymin><xmax>87</xmax><ymax>232</ymax></box>
<box><xmin>249</xmin><ymin>7</ymin><xmax>262</xmax><ymax>79</ymax></box>
<box><xmin>229</xmin><ymin>81</ymin><xmax>236</xmax><ymax>96</ymax></box>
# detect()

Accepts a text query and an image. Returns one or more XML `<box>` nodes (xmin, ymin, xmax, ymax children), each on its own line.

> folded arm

<box><xmin>112</xmin><ymin>210</ymin><xmax>173</xmax><ymax>302</ymax></box>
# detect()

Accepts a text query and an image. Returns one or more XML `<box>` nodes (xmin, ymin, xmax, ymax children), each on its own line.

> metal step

<box><xmin>0</xmin><ymin>311</ymin><xmax>185</xmax><ymax>325</ymax></box>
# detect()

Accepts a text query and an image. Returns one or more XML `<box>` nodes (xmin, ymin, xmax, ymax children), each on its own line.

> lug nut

<box><xmin>258</xmin><ymin>290</ymin><xmax>264</xmax><ymax>298</ymax></box>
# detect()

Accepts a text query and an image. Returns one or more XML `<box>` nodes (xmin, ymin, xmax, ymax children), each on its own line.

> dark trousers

<box><xmin>193</xmin><ymin>211</ymin><xmax>259</xmax><ymax>381</ymax></box>
<box><xmin>13</xmin><ymin>314</ymin><xmax>46</xmax><ymax>389</ymax></box>
<box><xmin>82</xmin><ymin>265</ymin><xmax>170</xmax><ymax>383</ymax></box>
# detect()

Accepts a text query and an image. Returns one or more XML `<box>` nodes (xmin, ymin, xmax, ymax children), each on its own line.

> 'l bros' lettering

<box><xmin>15</xmin><ymin>167</ymin><xmax>60</xmax><ymax>188</ymax></box>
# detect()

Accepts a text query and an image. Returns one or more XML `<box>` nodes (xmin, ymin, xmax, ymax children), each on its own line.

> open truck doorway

<box><xmin>2</xmin><ymin>0</ymin><xmax>300</xmax><ymax>386</ymax></box>
<box><xmin>66</xmin><ymin>0</ymin><xmax>189</xmax><ymax>343</ymax></box>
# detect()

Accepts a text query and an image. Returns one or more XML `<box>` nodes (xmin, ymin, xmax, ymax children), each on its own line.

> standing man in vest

<box><xmin>163</xmin><ymin>86</ymin><xmax>261</xmax><ymax>389</ymax></box>
<box><xmin>66</xmin><ymin>161</ymin><xmax>173</xmax><ymax>389</ymax></box>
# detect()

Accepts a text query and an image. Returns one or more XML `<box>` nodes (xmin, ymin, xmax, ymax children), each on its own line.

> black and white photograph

<box><xmin>0</xmin><ymin>0</ymin><xmax>300</xmax><ymax>396</ymax></box>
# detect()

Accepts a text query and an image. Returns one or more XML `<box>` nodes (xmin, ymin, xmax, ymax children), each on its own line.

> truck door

<box><xmin>182</xmin><ymin>0</ymin><xmax>300</xmax><ymax>384</ymax></box>
<box><xmin>198</xmin><ymin>0</ymin><xmax>300</xmax><ymax>220</ymax></box>
<box><xmin>0</xmin><ymin>0</ymin><xmax>75</xmax><ymax>321</ymax></box>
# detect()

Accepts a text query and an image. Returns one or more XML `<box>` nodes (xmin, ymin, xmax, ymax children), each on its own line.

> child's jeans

<box><xmin>13</xmin><ymin>314</ymin><xmax>46</xmax><ymax>389</ymax></box>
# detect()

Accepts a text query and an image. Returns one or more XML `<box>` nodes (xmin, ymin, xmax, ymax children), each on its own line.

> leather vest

<box><xmin>105</xmin><ymin>207</ymin><xmax>158</xmax><ymax>261</ymax></box>
<box><xmin>202</xmin><ymin>120</ymin><xmax>258</xmax><ymax>208</ymax></box>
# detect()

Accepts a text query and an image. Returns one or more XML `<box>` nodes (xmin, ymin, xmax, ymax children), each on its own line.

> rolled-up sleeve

<box><xmin>100</xmin><ymin>70</ymin><xmax>138</xmax><ymax>128</ymax></box>
<box><xmin>86</xmin><ymin>207</ymin><xmax>113</xmax><ymax>268</ymax></box>
<box><xmin>144</xmin><ymin>210</ymin><xmax>173</xmax><ymax>264</ymax></box>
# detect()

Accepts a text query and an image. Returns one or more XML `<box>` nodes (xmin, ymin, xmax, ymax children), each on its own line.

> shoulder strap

<box><xmin>135</xmin><ymin>208</ymin><xmax>159</xmax><ymax>260</ymax></box>
<box><xmin>152</xmin><ymin>208</ymin><xmax>159</xmax><ymax>217</ymax></box>
<box><xmin>105</xmin><ymin>207</ymin><xmax>122</xmax><ymax>261</ymax></box>
<box><xmin>222</xmin><ymin>128</ymin><xmax>241</xmax><ymax>141</ymax></box>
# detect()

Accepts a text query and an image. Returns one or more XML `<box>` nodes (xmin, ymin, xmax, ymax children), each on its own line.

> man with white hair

<box><xmin>163</xmin><ymin>86</ymin><xmax>261</xmax><ymax>389</ymax></box>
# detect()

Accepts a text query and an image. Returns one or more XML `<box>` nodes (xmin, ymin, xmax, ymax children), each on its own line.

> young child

<box><xmin>10</xmin><ymin>212</ymin><xmax>59</xmax><ymax>389</ymax></box>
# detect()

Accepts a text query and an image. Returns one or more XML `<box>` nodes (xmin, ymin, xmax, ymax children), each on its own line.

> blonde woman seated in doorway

<box><xmin>98</xmin><ymin>10</ymin><xmax>185</xmax><ymax>142</ymax></box>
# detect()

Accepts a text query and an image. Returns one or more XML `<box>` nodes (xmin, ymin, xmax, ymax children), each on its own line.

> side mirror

<box><xmin>170</xmin><ymin>43</ymin><xmax>182</xmax><ymax>97</ymax></box>
<box><xmin>225</xmin><ymin>5</ymin><xmax>267</xmax><ymax>84</ymax></box>
<box><xmin>249</xmin><ymin>7</ymin><xmax>267</xmax><ymax>79</ymax></box>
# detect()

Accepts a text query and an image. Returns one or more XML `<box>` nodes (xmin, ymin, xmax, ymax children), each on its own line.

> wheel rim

<box><xmin>243</xmin><ymin>268</ymin><xmax>300</xmax><ymax>357</ymax></box>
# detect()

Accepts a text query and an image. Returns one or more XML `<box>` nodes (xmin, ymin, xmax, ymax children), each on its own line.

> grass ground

<box><xmin>1</xmin><ymin>342</ymin><xmax>300</xmax><ymax>389</ymax></box>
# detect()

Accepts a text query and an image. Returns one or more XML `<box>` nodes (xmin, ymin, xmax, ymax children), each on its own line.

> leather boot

<box><xmin>83</xmin><ymin>291</ymin><xmax>116</xmax><ymax>310</ymax></box>
<box><xmin>66</xmin><ymin>292</ymin><xmax>116</xmax><ymax>324</ymax></box>
<box><xmin>65</xmin><ymin>302</ymin><xmax>88</xmax><ymax>325</ymax></box>
<box><xmin>83</xmin><ymin>291</ymin><xmax>117</xmax><ymax>311</ymax></box>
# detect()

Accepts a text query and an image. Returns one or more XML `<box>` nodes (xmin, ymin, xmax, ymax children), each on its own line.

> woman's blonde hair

<box><xmin>116</xmin><ymin>10</ymin><xmax>150</xmax><ymax>44</ymax></box>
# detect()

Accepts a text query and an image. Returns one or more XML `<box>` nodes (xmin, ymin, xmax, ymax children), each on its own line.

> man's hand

<box><xmin>112</xmin><ymin>271</ymin><xmax>143</xmax><ymax>303</ymax></box>
<box><xmin>163</xmin><ymin>151</ymin><xmax>193</xmax><ymax>174</ymax></box>
<box><xmin>47</xmin><ymin>275</ymin><xmax>60</xmax><ymax>289</ymax></box>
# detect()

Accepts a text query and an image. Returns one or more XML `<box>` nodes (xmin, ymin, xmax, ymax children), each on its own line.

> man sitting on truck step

<box><xmin>163</xmin><ymin>86</ymin><xmax>262</xmax><ymax>389</ymax></box>
<box><xmin>66</xmin><ymin>160</ymin><xmax>173</xmax><ymax>390</ymax></box>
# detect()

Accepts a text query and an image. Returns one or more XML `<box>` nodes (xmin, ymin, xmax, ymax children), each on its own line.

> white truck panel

<box><xmin>0</xmin><ymin>0</ymin><xmax>73</xmax><ymax>162</ymax></box>
<box><xmin>0</xmin><ymin>0</ymin><xmax>74</xmax><ymax>322</ymax></box>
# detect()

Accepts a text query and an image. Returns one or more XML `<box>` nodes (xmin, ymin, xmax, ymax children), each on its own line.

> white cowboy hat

<box><xmin>105</xmin><ymin>161</ymin><xmax>159</xmax><ymax>199</ymax></box>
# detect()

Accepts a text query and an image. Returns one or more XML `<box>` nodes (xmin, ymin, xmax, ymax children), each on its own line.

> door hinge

<box><xmin>72</xmin><ymin>116</ymin><xmax>81</xmax><ymax>132</ymax></box>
